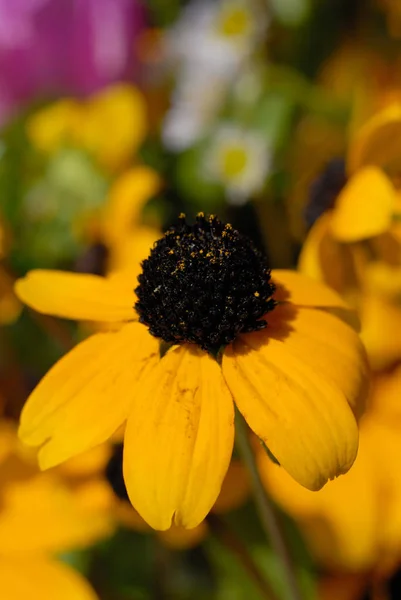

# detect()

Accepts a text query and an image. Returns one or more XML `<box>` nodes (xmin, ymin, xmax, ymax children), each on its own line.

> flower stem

<box><xmin>235</xmin><ymin>410</ymin><xmax>304</xmax><ymax>600</ymax></box>
<box><xmin>207</xmin><ymin>513</ymin><xmax>279</xmax><ymax>600</ymax></box>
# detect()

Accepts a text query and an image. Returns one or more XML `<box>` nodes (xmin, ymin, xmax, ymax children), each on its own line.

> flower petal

<box><xmin>348</xmin><ymin>103</ymin><xmax>401</xmax><ymax>174</ymax></box>
<box><xmin>19</xmin><ymin>322</ymin><xmax>159</xmax><ymax>467</ymax></box>
<box><xmin>124</xmin><ymin>345</ymin><xmax>234</xmax><ymax>530</ymax></box>
<box><xmin>272</xmin><ymin>269</ymin><xmax>349</xmax><ymax>308</ymax></box>
<box><xmin>330</xmin><ymin>167</ymin><xmax>395</xmax><ymax>242</ymax></box>
<box><xmin>0</xmin><ymin>476</ymin><xmax>112</xmax><ymax>555</ymax></box>
<box><xmin>0</xmin><ymin>559</ymin><xmax>98</xmax><ymax>600</ymax></box>
<box><xmin>15</xmin><ymin>270</ymin><xmax>136</xmax><ymax>322</ymax></box>
<box><xmin>222</xmin><ymin>306</ymin><xmax>364</xmax><ymax>490</ymax></box>
<box><xmin>360</xmin><ymin>294</ymin><xmax>401</xmax><ymax>370</ymax></box>
<box><xmin>298</xmin><ymin>213</ymin><xmax>356</xmax><ymax>296</ymax></box>
<box><xmin>257</xmin><ymin>424</ymin><xmax>379</xmax><ymax>571</ymax></box>
<box><xmin>77</xmin><ymin>84</ymin><xmax>148</xmax><ymax>171</ymax></box>
<box><xmin>107</xmin><ymin>226</ymin><xmax>160</xmax><ymax>282</ymax></box>
<box><xmin>269</xmin><ymin>305</ymin><xmax>369</xmax><ymax>419</ymax></box>
<box><xmin>103</xmin><ymin>167</ymin><xmax>161</xmax><ymax>246</ymax></box>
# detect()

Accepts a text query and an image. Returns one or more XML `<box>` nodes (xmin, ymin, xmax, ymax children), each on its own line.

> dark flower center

<box><xmin>135</xmin><ymin>213</ymin><xmax>276</xmax><ymax>354</ymax></box>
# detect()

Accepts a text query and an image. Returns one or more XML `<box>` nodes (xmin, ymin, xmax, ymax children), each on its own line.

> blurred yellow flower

<box><xmin>28</xmin><ymin>83</ymin><xmax>147</xmax><ymax>172</ymax></box>
<box><xmin>14</xmin><ymin>213</ymin><xmax>368</xmax><ymax>530</ymax></box>
<box><xmin>260</xmin><ymin>409</ymin><xmax>401</xmax><ymax>574</ymax></box>
<box><xmin>75</xmin><ymin>163</ymin><xmax>162</xmax><ymax>293</ymax></box>
<box><xmin>299</xmin><ymin>105</ymin><xmax>401</xmax><ymax>368</ymax></box>
<box><xmin>330</xmin><ymin>104</ymin><xmax>401</xmax><ymax>243</ymax></box>
<box><xmin>100</xmin><ymin>165</ymin><xmax>161</xmax><ymax>277</ymax></box>
<box><xmin>0</xmin><ymin>420</ymin><xmax>112</xmax><ymax>600</ymax></box>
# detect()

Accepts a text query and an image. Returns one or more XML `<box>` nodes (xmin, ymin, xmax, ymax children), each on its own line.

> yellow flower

<box><xmin>28</xmin><ymin>83</ymin><xmax>147</xmax><ymax>172</ymax></box>
<box><xmin>300</xmin><ymin>214</ymin><xmax>401</xmax><ymax>369</ymax></box>
<box><xmin>259</xmin><ymin>399</ymin><xmax>401</xmax><ymax>574</ymax></box>
<box><xmin>299</xmin><ymin>107</ymin><xmax>401</xmax><ymax>368</ymax></box>
<box><xmin>328</xmin><ymin>104</ymin><xmax>401</xmax><ymax>243</ymax></box>
<box><xmin>0</xmin><ymin>420</ymin><xmax>112</xmax><ymax>600</ymax></box>
<box><xmin>100</xmin><ymin>166</ymin><xmax>162</xmax><ymax>277</ymax></box>
<box><xmin>15</xmin><ymin>214</ymin><xmax>368</xmax><ymax>530</ymax></box>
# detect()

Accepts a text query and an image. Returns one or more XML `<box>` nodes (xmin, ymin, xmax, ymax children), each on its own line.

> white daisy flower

<box><xmin>162</xmin><ymin>0</ymin><xmax>270</xmax><ymax>151</ymax></box>
<box><xmin>204</xmin><ymin>123</ymin><xmax>272</xmax><ymax>204</ymax></box>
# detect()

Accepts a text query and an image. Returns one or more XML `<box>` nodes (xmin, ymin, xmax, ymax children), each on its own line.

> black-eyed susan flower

<box><xmin>15</xmin><ymin>214</ymin><xmax>368</xmax><ymax>530</ymax></box>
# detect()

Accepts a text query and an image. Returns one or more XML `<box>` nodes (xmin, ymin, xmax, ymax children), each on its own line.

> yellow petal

<box><xmin>27</xmin><ymin>99</ymin><xmax>81</xmax><ymax>153</ymax></box>
<box><xmin>360</xmin><ymin>294</ymin><xmax>401</xmax><ymax>370</ymax></box>
<box><xmin>258</xmin><ymin>424</ymin><xmax>379</xmax><ymax>571</ymax></box>
<box><xmin>124</xmin><ymin>345</ymin><xmax>234</xmax><ymax>530</ymax></box>
<box><xmin>0</xmin><ymin>559</ymin><xmax>98</xmax><ymax>600</ymax></box>
<box><xmin>330</xmin><ymin>167</ymin><xmax>395</xmax><ymax>241</ymax></box>
<box><xmin>223</xmin><ymin>306</ymin><xmax>363</xmax><ymax>491</ymax></box>
<box><xmin>58</xmin><ymin>444</ymin><xmax>111</xmax><ymax>479</ymax></box>
<box><xmin>108</xmin><ymin>226</ymin><xmax>160</xmax><ymax>282</ymax></box>
<box><xmin>363</xmin><ymin>260</ymin><xmax>401</xmax><ymax>299</ymax></box>
<box><xmin>348</xmin><ymin>103</ymin><xmax>401</xmax><ymax>174</ymax></box>
<box><xmin>298</xmin><ymin>213</ymin><xmax>356</xmax><ymax>297</ymax></box>
<box><xmin>0</xmin><ymin>475</ymin><xmax>112</xmax><ymax>555</ymax></box>
<box><xmin>271</xmin><ymin>305</ymin><xmax>369</xmax><ymax>419</ymax></box>
<box><xmin>103</xmin><ymin>167</ymin><xmax>161</xmax><ymax>246</ymax></box>
<box><xmin>272</xmin><ymin>269</ymin><xmax>349</xmax><ymax>308</ymax></box>
<box><xmin>370</xmin><ymin>366</ymin><xmax>401</xmax><ymax>424</ymax></box>
<box><xmin>15</xmin><ymin>270</ymin><xmax>136</xmax><ymax>322</ymax></box>
<box><xmin>76</xmin><ymin>84</ymin><xmax>147</xmax><ymax>171</ymax></box>
<box><xmin>19</xmin><ymin>322</ymin><xmax>159</xmax><ymax>467</ymax></box>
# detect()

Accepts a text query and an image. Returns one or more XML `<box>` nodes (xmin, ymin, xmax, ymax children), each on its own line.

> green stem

<box><xmin>235</xmin><ymin>410</ymin><xmax>304</xmax><ymax>600</ymax></box>
<box><xmin>207</xmin><ymin>513</ymin><xmax>280</xmax><ymax>600</ymax></box>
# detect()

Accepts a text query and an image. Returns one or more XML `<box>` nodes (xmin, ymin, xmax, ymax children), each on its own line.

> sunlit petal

<box><xmin>124</xmin><ymin>345</ymin><xmax>234</xmax><ymax>530</ymax></box>
<box><xmin>15</xmin><ymin>270</ymin><xmax>136</xmax><ymax>322</ymax></box>
<box><xmin>19</xmin><ymin>323</ymin><xmax>159</xmax><ymax>467</ymax></box>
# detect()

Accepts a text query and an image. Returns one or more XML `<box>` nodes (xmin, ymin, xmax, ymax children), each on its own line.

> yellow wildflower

<box><xmin>15</xmin><ymin>214</ymin><xmax>368</xmax><ymax>530</ymax></box>
<box><xmin>100</xmin><ymin>165</ymin><xmax>162</xmax><ymax>276</ymax></box>
<box><xmin>28</xmin><ymin>83</ymin><xmax>147</xmax><ymax>172</ymax></box>
<box><xmin>0</xmin><ymin>420</ymin><xmax>112</xmax><ymax>600</ymax></box>
<box><xmin>299</xmin><ymin>106</ymin><xmax>401</xmax><ymax>368</ymax></box>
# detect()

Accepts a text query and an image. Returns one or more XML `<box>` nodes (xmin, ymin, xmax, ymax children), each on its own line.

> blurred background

<box><xmin>2</xmin><ymin>0</ymin><xmax>401</xmax><ymax>599</ymax></box>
